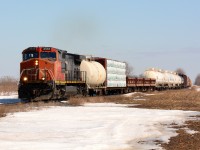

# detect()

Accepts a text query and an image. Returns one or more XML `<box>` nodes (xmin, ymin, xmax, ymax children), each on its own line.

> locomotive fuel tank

<box><xmin>80</xmin><ymin>60</ymin><xmax>106</xmax><ymax>87</ymax></box>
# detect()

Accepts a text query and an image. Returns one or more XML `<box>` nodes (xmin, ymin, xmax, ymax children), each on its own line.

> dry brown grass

<box><xmin>161</xmin><ymin>118</ymin><xmax>200</xmax><ymax>150</ymax></box>
<box><xmin>60</xmin><ymin>88</ymin><xmax>200</xmax><ymax>110</ymax></box>
<box><xmin>0</xmin><ymin>101</ymin><xmax>62</xmax><ymax>118</ymax></box>
<box><xmin>0</xmin><ymin>106</ymin><xmax>6</xmax><ymax>117</ymax></box>
<box><xmin>67</xmin><ymin>95</ymin><xmax>133</xmax><ymax>106</ymax></box>
<box><xmin>85</xmin><ymin>95</ymin><xmax>125</xmax><ymax>103</ymax></box>
<box><xmin>123</xmin><ymin>89</ymin><xmax>200</xmax><ymax>111</ymax></box>
<box><xmin>67</xmin><ymin>97</ymin><xmax>86</xmax><ymax>106</ymax></box>
<box><xmin>1</xmin><ymin>88</ymin><xmax>198</xmax><ymax>117</ymax></box>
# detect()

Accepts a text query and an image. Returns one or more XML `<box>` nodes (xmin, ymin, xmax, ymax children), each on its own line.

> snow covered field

<box><xmin>0</xmin><ymin>103</ymin><xmax>199</xmax><ymax>150</ymax></box>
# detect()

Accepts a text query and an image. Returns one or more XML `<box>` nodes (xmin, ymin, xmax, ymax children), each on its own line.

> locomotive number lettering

<box><xmin>42</xmin><ymin>47</ymin><xmax>51</xmax><ymax>51</ymax></box>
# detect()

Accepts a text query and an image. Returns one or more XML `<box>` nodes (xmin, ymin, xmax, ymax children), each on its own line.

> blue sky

<box><xmin>0</xmin><ymin>0</ymin><xmax>199</xmax><ymax>82</ymax></box>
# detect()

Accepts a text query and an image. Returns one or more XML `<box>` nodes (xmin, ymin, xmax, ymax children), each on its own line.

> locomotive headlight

<box><xmin>23</xmin><ymin>77</ymin><xmax>28</xmax><ymax>81</ymax></box>
<box><xmin>42</xmin><ymin>77</ymin><xmax>45</xmax><ymax>80</ymax></box>
<box><xmin>35</xmin><ymin>60</ymin><xmax>39</xmax><ymax>66</ymax></box>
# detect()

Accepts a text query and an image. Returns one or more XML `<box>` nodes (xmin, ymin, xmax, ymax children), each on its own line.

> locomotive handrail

<box><xmin>40</xmin><ymin>68</ymin><xmax>55</xmax><ymax>81</ymax></box>
<box><xmin>20</xmin><ymin>68</ymin><xmax>36</xmax><ymax>79</ymax></box>
<box><xmin>20</xmin><ymin>68</ymin><xmax>55</xmax><ymax>82</ymax></box>
<box><xmin>64</xmin><ymin>70</ymin><xmax>87</xmax><ymax>82</ymax></box>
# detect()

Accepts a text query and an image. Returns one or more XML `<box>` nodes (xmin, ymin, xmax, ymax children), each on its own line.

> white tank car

<box><xmin>173</xmin><ymin>72</ymin><xmax>184</xmax><ymax>86</ymax></box>
<box><xmin>80</xmin><ymin>60</ymin><xmax>106</xmax><ymax>87</ymax></box>
<box><xmin>165</xmin><ymin>71</ymin><xmax>174</xmax><ymax>87</ymax></box>
<box><xmin>144</xmin><ymin>68</ymin><xmax>183</xmax><ymax>88</ymax></box>
<box><xmin>143</xmin><ymin>68</ymin><xmax>164</xmax><ymax>86</ymax></box>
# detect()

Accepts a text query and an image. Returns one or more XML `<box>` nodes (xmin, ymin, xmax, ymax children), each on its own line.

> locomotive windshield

<box><xmin>40</xmin><ymin>52</ymin><xmax>56</xmax><ymax>59</ymax></box>
<box><xmin>23</xmin><ymin>52</ymin><xmax>38</xmax><ymax>61</ymax></box>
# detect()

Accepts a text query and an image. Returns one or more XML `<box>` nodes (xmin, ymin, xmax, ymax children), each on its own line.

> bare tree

<box><xmin>194</xmin><ymin>74</ymin><xmax>200</xmax><ymax>86</ymax></box>
<box><xmin>175</xmin><ymin>68</ymin><xmax>185</xmax><ymax>74</ymax></box>
<box><xmin>125</xmin><ymin>62</ymin><xmax>134</xmax><ymax>77</ymax></box>
<box><xmin>0</xmin><ymin>76</ymin><xmax>18</xmax><ymax>93</ymax></box>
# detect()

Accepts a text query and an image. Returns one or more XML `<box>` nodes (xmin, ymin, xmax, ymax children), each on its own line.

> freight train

<box><xmin>18</xmin><ymin>47</ymin><xmax>192</xmax><ymax>101</ymax></box>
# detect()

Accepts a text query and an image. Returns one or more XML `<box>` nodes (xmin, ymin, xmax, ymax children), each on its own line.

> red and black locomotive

<box><xmin>19</xmin><ymin>47</ymin><xmax>87</xmax><ymax>100</ymax></box>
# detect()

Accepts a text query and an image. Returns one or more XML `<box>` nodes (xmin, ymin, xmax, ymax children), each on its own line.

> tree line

<box><xmin>0</xmin><ymin>76</ymin><xmax>18</xmax><ymax>93</ymax></box>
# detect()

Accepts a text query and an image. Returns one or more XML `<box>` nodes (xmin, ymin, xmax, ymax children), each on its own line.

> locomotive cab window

<box><xmin>40</xmin><ymin>52</ymin><xmax>56</xmax><ymax>60</ymax></box>
<box><xmin>23</xmin><ymin>52</ymin><xmax>38</xmax><ymax>61</ymax></box>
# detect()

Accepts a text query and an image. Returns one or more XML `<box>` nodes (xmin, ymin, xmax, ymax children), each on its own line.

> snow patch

<box><xmin>0</xmin><ymin>103</ymin><xmax>199</xmax><ymax>150</ymax></box>
<box><xmin>60</xmin><ymin>100</ymin><xmax>68</xmax><ymax>104</ymax></box>
<box><xmin>144</xmin><ymin>93</ymin><xmax>156</xmax><ymax>96</ymax></box>
<box><xmin>0</xmin><ymin>93</ymin><xmax>20</xmax><ymax>104</ymax></box>
<box><xmin>123</xmin><ymin>92</ymin><xmax>136</xmax><ymax>97</ymax></box>
<box><xmin>0</xmin><ymin>93</ymin><xmax>18</xmax><ymax>99</ymax></box>
<box><xmin>184</xmin><ymin>128</ymin><xmax>199</xmax><ymax>134</ymax></box>
<box><xmin>124</xmin><ymin>92</ymin><xmax>156</xmax><ymax>98</ymax></box>
<box><xmin>133</xmin><ymin>98</ymin><xmax>146</xmax><ymax>101</ymax></box>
